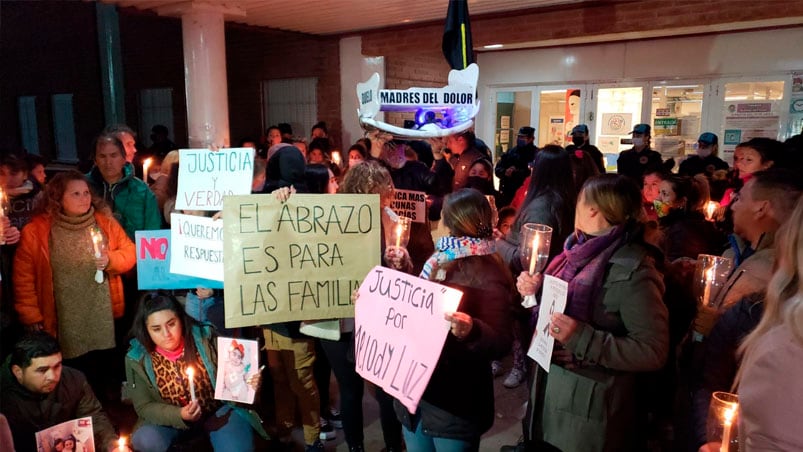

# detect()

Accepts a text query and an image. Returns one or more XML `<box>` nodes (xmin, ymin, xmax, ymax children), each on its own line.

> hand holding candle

<box><xmin>519</xmin><ymin>224</ymin><xmax>553</xmax><ymax>308</ymax></box>
<box><xmin>705</xmin><ymin>391</ymin><xmax>739</xmax><ymax>452</ymax></box>
<box><xmin>387</xmin><ymin>215</ymin><xmax>411</xmax><ymax>250</ymax></box>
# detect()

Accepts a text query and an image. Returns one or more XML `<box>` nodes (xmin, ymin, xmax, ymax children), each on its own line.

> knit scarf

<box><xmin>420</xmin><ymin>236</ymin><xmax>496</xmax><ymax>281</ymax></box>
<box><xmin>543</xmin><ymin>224</ymin><xmax>626</xmax><ymax>324</ymax></box>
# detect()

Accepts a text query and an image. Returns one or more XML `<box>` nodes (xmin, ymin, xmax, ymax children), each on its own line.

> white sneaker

<box><xmin>503</xmin><ymin>368</ymin><xmax>525</xmax><ymax>388</ymax></box>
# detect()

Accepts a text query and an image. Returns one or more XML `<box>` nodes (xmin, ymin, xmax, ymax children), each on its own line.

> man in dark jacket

<box><xmin>495</xmin><ymin>126</ymin><xmax>538</xmax><ymax>207</ymax></box>
<box><xmin>447</xmin><ymin>130</ymin><xmax>486</xmax><ymax>192</ymax></box>
<box><xmin>565</xmin><ymin>124</ymin><xmax>605</xmax><ymax>174</ymax></box>
<box><xmin>0</xmin><ymin>332</ymin><xmax>116</xmax><ymax>452</ymax></box>
<box><xmin>617</xmin><ymin>124</ymin><xmax>663</xmax><ymax>184</ymax></box>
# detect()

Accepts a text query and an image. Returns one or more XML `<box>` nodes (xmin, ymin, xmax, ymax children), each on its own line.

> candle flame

<box><xmin>706</xmin><ymin>201</ymin><xmax>718</xmax><ymax>220</ymax></box>
<box><xmin>143</xmin><ymin>157</ymin><xmax>153</xmax><ymax>170</ymax></box>
<box><xmin>723</xmin><ymin>405</ymin><xmax>736</xmax><ymax>425</ymax></box>
<box><xmin>331</xmin><ymin>151</ymin><xmax>342</xmax><ymax>165</ymax></box>
<box><xmin>118</xmin><ymin>437</ymin><xmax>126</xmax><ymax>449</ymax></box>
<box><xmin>186</xmin><ymin>366</ymin><xmax>194</xmax><ymax>377</ymax></box>
<box><xmin>705</xmin><ymin>263</ymin><xmax>715</xmax><ymax>282</ymax></box>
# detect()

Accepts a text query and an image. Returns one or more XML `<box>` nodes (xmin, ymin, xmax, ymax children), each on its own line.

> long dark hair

<box><xmin>304</xmin><ymin>163</ymin><xmax>330</xmax><ymax>194</ymax></box>
<box><xmin>517</xmin><ymin>145</ymin><xmax>576</xmax><ymax>233</ymax></box>
<box><xmin>130</xmin><ymin>293</ymin><xmax>202</xmax><ymax>363</ymax></box>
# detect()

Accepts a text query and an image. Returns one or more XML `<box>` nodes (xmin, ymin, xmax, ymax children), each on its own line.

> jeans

<box><xmin>132</xmin><ymin>405</ymin><xmax>253</xmax><ymax>452</ymax></box>
<box><xmin>402</xmin><ymin>417</ymin><xmax>479</xmax><ymax>452</ymax></box>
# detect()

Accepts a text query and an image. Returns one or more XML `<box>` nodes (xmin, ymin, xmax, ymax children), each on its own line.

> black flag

<box><xmin>442</xmin><ymin>0</ymin><xmax>475</xmax><ymax>70</ymax></box>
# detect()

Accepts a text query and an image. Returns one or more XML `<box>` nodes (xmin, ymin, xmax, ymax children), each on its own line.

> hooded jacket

<box><xmin>86</xmin><ymin>162</ymin><xmax>161</xmax><ymax>240</ymax></box>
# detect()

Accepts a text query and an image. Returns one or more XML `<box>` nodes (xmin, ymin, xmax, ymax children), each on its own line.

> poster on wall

<box><xmin>564</xmin><ymin>89</ymin><xmax>581</xmax><ymax>140</ymax></box>
<box><xmin>549</xmin><ymin>117</ymin><xmax>565</xmax><ymax>145</ymax></box>
<box><xmin>721</xmin><ymin>101</ymin><xmax>781</xmax><ymax>164</ymax></box>
<box><xmin>600</xmin><ymin>113</ymin><xmax>633</xmax><ymax>136</ymax></box>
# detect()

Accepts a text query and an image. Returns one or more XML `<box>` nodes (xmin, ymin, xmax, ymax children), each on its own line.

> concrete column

<box><xmin>95</xmin><ymin>3</ymin><xmax>126</xmax><ymax>126</ymax></box>
<box><xmin>158</xmin><ymin>2</ymin><xmax>245</xmax><ymax>148</ymax></box>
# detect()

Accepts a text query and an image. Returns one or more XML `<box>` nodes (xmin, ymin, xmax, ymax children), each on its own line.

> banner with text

<box><xmin>390</xmin><ymin>189</ymin><xmax>426</xmax><ymax>224</ymax></box>
<box><xmin>223</xmin><ymin>194</ymin><xmax>381</xmax><ymax>327</ymax></box>
<box><xmin>170</xmin><ymin>213</ymin><xmax>224</xmax><ymax>281</ymax></box>
<box><xmin>354</xmin><ymin>266</ymin><xmax>463</xmax><ymax>413</ymax></box>
<box><xmin>176</xmin><ymin>148</ymin><xmax>254</xmax><ymax>211</ymax></box>
<box><xmin>136</xmin><ymin>230</ymin><xmax>223</xmax><ymax>289</ymax></box>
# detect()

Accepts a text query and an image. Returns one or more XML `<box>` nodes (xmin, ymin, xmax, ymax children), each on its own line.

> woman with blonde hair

<box><xmin>736</xmin><ymin>195</ymin><xmax>803</xmax><ymax>449</ymax></box>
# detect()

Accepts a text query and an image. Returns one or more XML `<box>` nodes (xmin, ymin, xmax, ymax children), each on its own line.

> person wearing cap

<box><xmin>494</xmin><ymin>126</ymin><xmax>538</xmax><ymax>207</ymax></box>
<box><xmin>565</xmin><ymin>124</ymin><xmax>605</xmax><ymax>173</ymax></box>
<box><xmin>678</xmin><ymin>132</ymin><xmax>729</xmax><ymax>178</ymax></box>
<box><xmin>617</xmin><ymin>123</ymin><xmax>663</xmax><ymax>183</ymax></box>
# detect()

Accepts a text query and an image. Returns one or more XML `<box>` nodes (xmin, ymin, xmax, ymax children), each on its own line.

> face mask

<box><xmin>653</xmin><ymin>199</ymin><xmax>671</xmax><ymax>218</ymax></box>
<box><xmin>572</xmin><ymin>136</ymin><xmax>585</xmax><ymax>146</ymax></box>
<box><xmin>697</xmin><ymin>146</ymin><xmax>712</xmax><ymax>158</ymax></box>
<box><xmin>632</xmin><ymin>137</ymin><xmax>644</xmax><ymax>148</ymax></box>
<box><xmin>516</xmin><ymin>139</ymin><xmax>527</xmax><ymax>148</ymax></box>
<box><xmin>349</xmin><ymin>158</ymin><xmax>362</xmax><ymax>167</ymax></box>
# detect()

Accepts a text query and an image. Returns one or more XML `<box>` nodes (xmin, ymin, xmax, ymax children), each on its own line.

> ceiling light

<box><xmin>483</xmin><ymin>44</ymin><xmax>504</xmax><ymax>49</ymax></box>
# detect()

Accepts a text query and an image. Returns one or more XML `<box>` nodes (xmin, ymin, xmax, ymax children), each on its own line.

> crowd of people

<box><xmin>1</xmin><ymin>119</ymin><xmax>802</xmax><ymax>452</ymax></box>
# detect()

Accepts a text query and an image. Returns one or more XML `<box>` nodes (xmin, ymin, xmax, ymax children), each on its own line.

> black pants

<box><xmin>320</xmin><ymin>334</ymin><xmax>402</xmax><ymax>449</ymax></box>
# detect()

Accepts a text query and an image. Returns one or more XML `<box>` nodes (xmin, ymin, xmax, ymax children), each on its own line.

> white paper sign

<box><xmin>176</xmin><ymin>148</ymin><xmax>254</xmax><ymax>211</ymax></box>
<box><xmin>390</xmin><ymin>189</ymin><xmax>427</xmax><ymax>224</ymax></box>
<box><xmin>527</xmin><ymin>275</ymin><xmax>569</xmax><ymax>372</ymax></box>
<box><xmin>215</xmin><ymin>337</ymin><xmax>259</xmax><ymax>404</ymax></box>
<box><xmin>170</xmin><ymin>213</ymin><xmax>224</xmax><ymax>281</ymax></box>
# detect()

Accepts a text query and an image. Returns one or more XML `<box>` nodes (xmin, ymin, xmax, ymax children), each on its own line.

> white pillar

<box><xmin>158</xmin><ymin>2</ymin><xmax>244</xmax><ymax>148</ymax></box>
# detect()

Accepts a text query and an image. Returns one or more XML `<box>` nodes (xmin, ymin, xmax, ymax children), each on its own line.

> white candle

<box><xmin>720</xmin><ymin>405</ymin><xmax>736</xmax><ymax>452</ymax></box>
<box><xmin>395</xmin><ymin>223</ymin><xmax>403</xmax><ymax>248</ymax></box>
<box><xmin>186</xmin><ymin>366</ymin><xmax>197</xmax><ymax>402</ymax></box>
<box><xmin>90</xmin><ymin>229</ymin><xmax>102</xmax><ymax>257</ymax></box>
<box><xmin>702</xmin><ymin>263</ymin><xmax>715</xmax><ymax>307</ymax></box>
<box><xmin>143</xmin><ymin>157</ymin><xmax>153</xmax><ymax>183</ymax></box>
<box><xmin>528</xmin><ymin>234</ymin><xmax>540</xmax><ymax>275</ymax></box>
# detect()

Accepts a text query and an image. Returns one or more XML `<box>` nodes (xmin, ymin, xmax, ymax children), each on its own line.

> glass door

<box><xmin>591</xmin><ymin>85</ymin><xmax>645</xmax><ymax>172</ymax></box>
<box><xmin>493</xmin><ymin>91</ymin><xmax>533</xmax><ymax>160</ymax></box>
<box><xmin>533</xmin><ymin>87</ymin><xmax>584</xmax><ymax>148</ymax></box>
<box><xmin>650</xmin><ymin>82</ymin><xmax>705</xmax><ymax>161</ymax></box>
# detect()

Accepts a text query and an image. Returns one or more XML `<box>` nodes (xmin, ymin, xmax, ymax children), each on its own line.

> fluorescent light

<box><xmin>483</xmin><ymin>44</ymin><xmax>504</xmax><ymax>49</ymax></box>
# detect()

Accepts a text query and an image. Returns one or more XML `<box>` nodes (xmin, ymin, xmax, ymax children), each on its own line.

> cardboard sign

<box><xmin>355</xmin><ymin>266</ymin><xmax>463</xmax><ymax>413</ymax></box>
<box><xmin>36</xmin><ymin>417</ymin><xmax>94</xmax><ymax>452</ymax></box>
<box><xmin>176</xmin><ymin>148</ymin><xmax>254</xmax><ymax>211</ymax></box>
<box><xmin>170</xmin><ymin>213</ymin><xmax>224</xmax><ymax>281</ymax></box>
<box><xmin>527</xmin><ymin>275</ymin><xmax>569</xmax><ymax>372</ymax></box>
<box><xmin>390</xmin><ymin>189</ymin><xmax>426</xmax><ymax>224</ymax></box>
<box><xmin>215</xmin><ymin>337</ymin><xmax>259</xmax><ymax>404</ymax></box>
<box><xmin>222</xmin><ymin>194</ymin><xmax>381</xmax><ymax>327</ymax></box>
<box><xmin>136</xmin><ymin>230</ymin><xmax>223</xmax><ymax>289</ymax></box>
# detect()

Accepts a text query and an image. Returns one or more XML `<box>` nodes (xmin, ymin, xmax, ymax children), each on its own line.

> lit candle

<box><xmin>702</xmin><ymin>263</ymin><xmax>715</xmax><ymax>307</ymax></box>
<box><xmin>331</xmin><ymin>151</ymin><xmax>342</xmax><ymax>166</ymax></box>
<box><xmin>0</xmin><ymin>187</ymin><xmax>5</xmax><ymax>246</ymax></box>
<box><xmin>528</xmin><ymin>234</ymin><xmax>540</xmax><ymax>275</ymax></box>
<box><xmin>706</xmin><ymin>201</ymin><xmax>718</xmax><ymax>221</ymax></box>
<box><xmin>118</xmin><ymin>436</ymin><xmax>126</xmax><ymax>452</ymax></box>
<box><xmin>90</xmin><ymin>228</ymin><xmax>104</xmax><ymax>283</ymax></box>
<box><xmin>186</xmin><ymin>366</ymin><xmax>197</xmax><ymax>402</ymax></box>
<box><xmin>143</xmin><ymin>157</ymin><xmax>153</xmax><ymax>183</ymax></box>
<box><xmin>395</xmin><ymin>223</ymin><xmax>403</xmax><ymax>248</ymax></box>
<box><xmin>720</xmin><ymin>404</ymin><xmax>736</xmax><ymax>452</ymax></box>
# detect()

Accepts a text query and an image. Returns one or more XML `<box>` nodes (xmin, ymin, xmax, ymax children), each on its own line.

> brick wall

<box><xmin>0</xmin><ymin>1</ymin><xmax>104</xmax><ymax>161</ymax></box>
<box><xmin>225</xmin><ymin>24</ymin><xmax>342</xmax><ymax>149</ymax></box>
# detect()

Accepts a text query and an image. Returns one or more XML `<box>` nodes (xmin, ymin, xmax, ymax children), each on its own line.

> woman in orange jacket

<box><xmin>13</xmin><ymin>169</ymin><xmax>135</xmax><ymax>392</ymax></box>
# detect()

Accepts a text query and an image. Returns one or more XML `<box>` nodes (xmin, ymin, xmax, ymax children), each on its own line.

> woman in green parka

<box><xmin>124</xmin><ymin>293</ymin><xmax>267</xmax><ymax>452</ymax></box>
<box><xmin>516</xmin><ymin>174</ymin><xmax>669</xmax><ymax>452</ymax></box>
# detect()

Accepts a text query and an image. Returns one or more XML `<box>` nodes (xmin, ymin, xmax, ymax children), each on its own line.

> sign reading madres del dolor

<box><xmin>222</xmin><ymin>194</ymin><xmax>381</xmax><ymax>327</ymax></box>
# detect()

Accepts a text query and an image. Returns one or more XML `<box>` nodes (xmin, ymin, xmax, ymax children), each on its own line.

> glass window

<box><xmin>536</xmin><ymin>89</ymin><xmax>581</xmax><ymax>148</ymax></box>
<box><xmin>650</xmin><ymin>84</ymin><xmax>704</xmax><ymax>160</ymax></box>
<box><xmin>720</xmin><ymin>81</ymin><xmax>784</xmax><ymax>164</ymax></box>
<box><xmin>494</xmin><ymin>91</ymin><xmax>531</xmax><ymax>159</ymax></box>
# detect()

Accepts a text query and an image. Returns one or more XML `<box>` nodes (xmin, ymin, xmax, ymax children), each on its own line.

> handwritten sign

<box><xmin>136</xmin><ymin>230</ymin><xmax>223</xmax><ymax>289</ymax></box>
<box><xmin>223</xmin><ymin>194</ymin><xmax>381</xmax><ymax>327</ymax></box>
<box><xmin>527</xmin><ymin>275</ymin><xmax>568</xmax><ymax>372</ymax></box>
<box><xmin>170</xmin><ymin>213</ymin><xmax>224</xmax><ymax>281</ymax></box>
<box><xmin>355</xmin><ymin>266</ymin><xmax>463</xmax><ymax>413</ymax></box>
<box><xmin>176</xmin><ymin>148</ymin><xmax>254</xmax><ymax>211</ymax></box>
<box><xmin>390</xmin><ymin>189</ymin><xmax>426</xmax><ymax>224</ymax></box>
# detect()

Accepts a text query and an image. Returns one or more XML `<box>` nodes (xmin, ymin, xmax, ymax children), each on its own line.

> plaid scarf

<box><xmin>420</xmin><ymin>236</ymin><xmax>496</xmax><ymax>281</ymax></box>
<box><xmin>543</xmin><ymin>224</ymin><xmax>626</xmax><ymax>323</ymax></box>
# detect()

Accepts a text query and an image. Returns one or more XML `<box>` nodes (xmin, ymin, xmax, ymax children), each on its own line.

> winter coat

<box><xmin>539</xmin><ymin>241</ymin><xmax>669</xmax><ymax>452</ymax></box>
<box><xmin>124</xmin><ymin>323</ymin><xmax>267</xmax><ymax>438</ymax></box>
<box><xmin>13</xmin><ymin>212</ymin><xmax>135</xmax><ymax>337</ymax></box>
<box><xmin>394</xmin><ymin>254</ymin><xmax>516</xmax><ymax>441</ymax></box>
<box><xmin>0</xmin><ymin>359</ymin><xmax>117</xmax><ymax>452</ymax></box>
<box><xmin>658</xmin><ymin>210</ymin><xmax>727</xmax><ymax>261</ymax></box>
<box><xmin>86</xmin><ymin>162</ymin><xmax>162</xmax><ymax>240</ymax></box>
